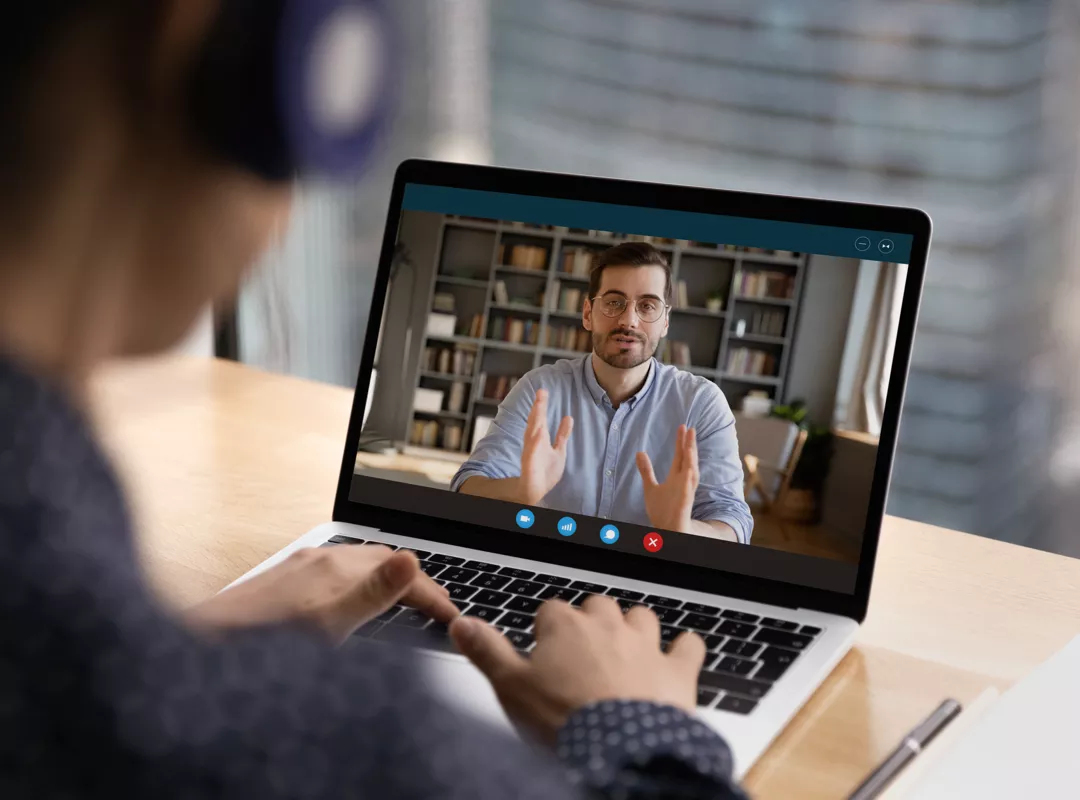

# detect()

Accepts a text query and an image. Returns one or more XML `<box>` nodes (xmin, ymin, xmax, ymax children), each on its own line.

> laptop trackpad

<box><xmin>418</xmin><ymin>652</ymin><xmax>516</xmax><ymax>733</ymax></box>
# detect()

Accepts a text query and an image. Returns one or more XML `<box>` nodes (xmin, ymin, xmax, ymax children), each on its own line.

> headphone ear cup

<box><xmin>188</xmin><ymin>0</ymin><xmax>395</xmax><ymax>182</ymax></box>
<box><xmin>188</xmin><ymin>0</ymin><xmax>293</xmax><ymax>181</ymax></box>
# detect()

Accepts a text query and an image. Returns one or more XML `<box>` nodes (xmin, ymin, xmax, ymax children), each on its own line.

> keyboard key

<box><xmin>533</xmin><ymin>574</ymin><xmax>572</xmax><ymax>586</ymax></box>
<box><xmin>442</xmin><ymin>567</ymin><xmax>480</xmax><ymax>584</ymax></box>
<box><xmin>463</xmin><ymin>560</ymin><xmax>500</xmax><ymax>572</ymax></box>
<box><xmin>570</xmin><ymin>581</ymin><xmax>609</xmax><ymax>594</ymax></box>
<box><xmin>445</xmin><ymin>582</ymin><xmax>478</xmax><ymax>601</ymax></box>
<box><xmin>721</xmin><ymin>639</ymin><xmax>763</xmax><ymax>659</ymax></box>
<box><xmin>615</xmin><ymin>598</ymin><xmax>645</xmax><ymax>612</ymax></box>
<box><xmin>682</xmin><ymin>602</ymin><xmax>721</xmax><ymax>615</ymax></box>
<box><xmin>500</xmin><ymin>612</ymin><xmax>534</xmax><ymax>630</ymax></box>
<box><xmin>570</xmin><ymin>593</ymin><xmax>594</xmax><ymax>607</ymax></box>
<box><xmin>374</xmin><ymin>624</ymin><xmax>456</xmax><ymax>653</ymax></box>
<box><xmin>698</xmin><ymin>672</ymin><xmax>771</xmax><ymax>700</ymax></box>
<box><xmin>395</xmin><ymin>610</ymin><xmax>432</xmax><ymax>629</ymax></box>
<box><xmin>721</xmin><ymin>610</ymin><xmax>760</xmax><ymax>624</ymax></box>
<box><xmin>419</xmin><ymin>562</ymin><xmax>445</xmax><ymax>578</ymax></box>
<box><xmin>539</xmin><ymin>586</ymin><xmax>579</xmax><ymax>603</ymax></box>
<box><xmin>717</xmin><ymin>694</ymin><xmax>758</xmax><ymax>715</ymax></box>
<box><xmin>760</xmin><ymin>618</ymin><xmax>799</xmax><ymax>632</ymax></box>
<box><xmin>328</xmin><ymin>534</ymin><xmax>365</xmax><ymax>545</ymax></box>
<box><xmin>505</xmin><ymin>629</ymin><xmax>535</xmax><ymax>650</ymax></box>
<box><xmin>681</xmin><ymin>613</ymin><xmax>720</xmax><ymax>633</ymax></box>
<box><xmin>506</xmin><ymin>579</ymin><xmax>545</xmax><ymax>597</ymax></box>
<box><xmin>505</xmin><ymin>596</ymin><xmax>542</xmax><ymax>614</ymax></box>
<box><xmin>355</xmin><ymin>620</ymin><xmax>382</xmax><ymax>637</ymax></box>
<box><xmin>400</xmin><ymin>548</ymin><xmax>432</xmax><ymax>560</ymax></box>
<box><xmin>754</xmin><ymin>628</ymin><xmax>813</xmax><ymax>651</ymax></box>
<box><xmin>758</xmin><ymin>647</ymin><xmax>799</xmax><ymax>667</ymax></box>
<box><xmin>470</xmin><ymin>573</ymin><xmax>512</xmax><ymax>591</ymax></box>
<box><xmin>653</xmin><ymin>607</ymin><xmax>685</xmax><ymax>625</ymax></box>
<box><xmin>429</xmin><ymin>554</ymin><xmax>465</xmax><ymax>566</ymax></box>
<box><xmin>703</xmin><ymin>635</ymin><xmax>726</xmax><ymax>652</ymax></box>
<box><xmin>377</xmin><ymin>606</ymin><xmax>403</xmax><ymax>623</ymax></box>
<box><xmin>606</xmin><ymin>588</ymin><xmax>645</xmax><ymax>601</ymax></box>
<box><xmin>426</xmin><ymin>621</ymin><xmax>450</xmax><ymax>639</ymax></box>
<box><xmin>499</xmin><ymin>566</ymin><xmax>536</xmax><ymax>580</ymax></box>
<box><xmin>800</xmin><ymin>625</ymin><xmax>823</xmax><ymax>637</ymax></box>
<box><xmin>718</xmin><ymin>621</ymin><xmax>756</xmax><ymax>639</ymax></box>
<box><xmin>464</xmin><ymin>605</ymin><xmax>502</xmax><ymax>622</ymax></box>
<box><xmin>472</xmin><ymin>589</ymin><xmax>512</xmax><ymax>607</ymax></box>
<box><xmin>714</xmin><ymin>657</ymin><xmax>756</xmax><ymax>677</ymax></box>
<box><xmin>755</xmin><ymin>661</ymin><xmax>792</xmax><ymax>683</ymax></box>
<box><xmin>318</xmin><ymin>542</ymin><xmax>340</xmax><ymax>548</ymax></box>
<box><xmin>659</xmin><ymin>625</ymin><xmax>681</xmax><ymax>642</ymax></box>
<box><xmin>451</xmin><ymin>599</ymin><xmax>471</xmax><ymax>612</ymax></box>
<box><xmin>434</xmin><ymin>579</ymin><xmax>447</xmax><ymax>587</ymax></box>
<box><xmin>645</xmin><ymin>594</ymin><xmax>682</xmax><ymax>608</ymax></box>
<box><xmin>697</xmin><ymin>687</ymin><xmax>719</xmax><ymax>708</ymax></box>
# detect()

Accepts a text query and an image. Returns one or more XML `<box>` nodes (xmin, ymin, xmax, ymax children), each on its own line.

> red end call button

<box><xmin>643</xmin><ymin>532</ymin><xmax>664</xmax><ymax>553</ymax></box>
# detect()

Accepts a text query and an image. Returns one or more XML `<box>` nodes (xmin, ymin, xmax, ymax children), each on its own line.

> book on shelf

<box><xmin>410</xmin><ymin>419</ymin><xmax>442</xmax><ymax>448</ymax></box>
<box><xmin>747</xmin><ymin>310</ymin><xmax>786</xmax><ymax>337</ymax></box>
<box><xmin>472</xmin><ymin>415</ymin><xmax>495</xmax><ymax>450</ymax></box>
<box><xmin>562</xmin><ymin>248</ymin><xmax>594</xmax><ymax>277</ymax></box>
<box><xmin>671</xmin><ymin>342</ymin><xmax>692</xmax><ymax>367</ymax></box>
<box><xmin>432</xmin><ymin>292</ymin><xmax>455</xmax><ymax>313</ymax></box>
<box><xmin>447</xmin><ymin>382</ymin><xmax>466</xmax><ymax>413</ymax></box>
<box><xmin>504</xmin><ymin>244</ymin><xmax>547</xmax><ymax>270</ymax></box>
<box><xmin>467</xmin><ymin>313</ymin><xmax>484</xmax><ymax>338</ymax></box>
<box><xmin>437</xmin><ymin>348</ymin><xmax>452</xmax><ymax>375</ymax></box>
<box><xmin>549</xmin><ymin>279</ymin><xmax>561</xmax><ymax>311</ymax></box>
<box><xmin>559</xmin><ymin>287</ymin><xmax>582</xmax><ymax>313</ymax></box>
<box><xmin>737</xmin><ymin>270</ymin><xmax>795</xmax><ymax>299</ymax></box>
<box><xmin>442</xmin><ymin>423</ymin><xmax>463</xmax><ymax>451</ymax></box>
<box><xmin>492</xmin><ymin>280</ymin><xmax>509</xmax><ymax>305</ymax></box>
<box><xmin>725</xmin><ymin>347</ymin><xmax>778</xmax><ymax>377</ymax></box>
<box><xmin>676</xmin><ymin>280</ymin><xmax>689</xmax><ymax>309</ymax></box>
<box><xmin>476</xmin><ymin>372</ymin><xmax>487</xmax><ymax>399</ymax></box>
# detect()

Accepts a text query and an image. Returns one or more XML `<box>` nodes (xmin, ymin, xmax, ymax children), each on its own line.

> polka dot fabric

<box><xmin>0</xmin><ymin>356</ymin><xmax>745</xmax><ymax>799</ymax></box>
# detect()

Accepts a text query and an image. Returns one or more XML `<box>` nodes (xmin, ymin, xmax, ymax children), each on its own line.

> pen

<box><xmin>846</xmin><ymin>698</ymin><xmax>963</xmax><ymax>800</ymax></box>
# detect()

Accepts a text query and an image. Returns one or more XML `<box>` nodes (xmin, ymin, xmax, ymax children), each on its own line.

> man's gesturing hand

<box><xmin>636</xmin><ymin>424</ymin><xmax>700</xmax><ymax>534</ymax></box>
<box><xmin>451</xmin><ymin>596</ymin><xmax>705</xmax><ymax>744</ymax></box>
<box><xmin>519</xmin><ymin>388</ymin><xmax>573</xmax><ymax>505</ymax></box>
<box><xmin>186</xmin><ymin>545</ymin><xmax>458</xmax><ymax>645</ymax></box>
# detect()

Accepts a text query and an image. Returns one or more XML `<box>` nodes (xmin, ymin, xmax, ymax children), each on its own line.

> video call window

<box><xmin>356</xmin><ymin>207</ymin><xmax>907</xmax><ymax>573</ymax></box>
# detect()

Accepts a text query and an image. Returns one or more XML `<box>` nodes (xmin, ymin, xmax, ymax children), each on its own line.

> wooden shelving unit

<box><xmin>406</xmin><ymin>217</ymin><xmax>808</xmax><ymax>454</ymax></box>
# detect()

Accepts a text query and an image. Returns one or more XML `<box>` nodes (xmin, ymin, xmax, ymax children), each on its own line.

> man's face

<box><xmin>583</xmin><ymin>265</ymin><xmax>670</xmax><ymax>369</ymax></box>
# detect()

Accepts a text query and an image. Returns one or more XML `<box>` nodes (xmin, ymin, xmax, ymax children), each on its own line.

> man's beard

<box><xmin>593</xmin><ymin>328</ymin><xmax>657</xmax><ymax>369</ymax></box>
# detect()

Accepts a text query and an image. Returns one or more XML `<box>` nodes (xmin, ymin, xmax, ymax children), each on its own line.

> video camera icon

<box><xmin>515</xmin><ymin>509</ymin><xmax>535</xmax><ymax>529</ymax></box>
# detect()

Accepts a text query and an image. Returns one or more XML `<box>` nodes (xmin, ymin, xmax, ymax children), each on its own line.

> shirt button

<box><xmin>611</xmin><ymin>423</ymin><xmax>619</xmax><ymax>431</ymax></box>
<box><xmin>605</xmin><ymin>469</ymin><xmax>614</xmax><ymax>477</ymax></box>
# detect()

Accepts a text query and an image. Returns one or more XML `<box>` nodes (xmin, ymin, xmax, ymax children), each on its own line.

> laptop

<box><xmin>226</xmin><ymin>159</ymin><xmax>931</xmax><ymax>777</ymax></box>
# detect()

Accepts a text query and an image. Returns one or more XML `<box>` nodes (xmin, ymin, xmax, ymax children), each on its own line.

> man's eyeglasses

<box><xmin>591</xmin><ymin>294</ymin><xmax>669</xmax><ymax>324</ymax></box>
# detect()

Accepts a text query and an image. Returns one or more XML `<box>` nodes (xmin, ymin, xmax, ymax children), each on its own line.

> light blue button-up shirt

<box><xmin>451</xmin><ymin>355</ymin><xmax>754</xmax><ymax>543</ymax></box>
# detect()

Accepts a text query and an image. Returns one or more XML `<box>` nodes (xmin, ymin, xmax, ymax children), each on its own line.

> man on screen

<box><xmin>451</xmin><ymin>242</ymin><xmax>753</xmax><ymax>543</ymax></box>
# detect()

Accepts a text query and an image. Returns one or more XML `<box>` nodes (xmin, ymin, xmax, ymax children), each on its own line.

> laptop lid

<box><xmin>334</xmin><ymin>160</ymin><xmax>930</xmax><ymax>623</ymax></box>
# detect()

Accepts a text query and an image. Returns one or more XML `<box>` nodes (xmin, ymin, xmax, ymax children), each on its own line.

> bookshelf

<box><xmin>406</xmin><ymin>216</ymin><xmax>808</xmax><ymax>454</ymax></box>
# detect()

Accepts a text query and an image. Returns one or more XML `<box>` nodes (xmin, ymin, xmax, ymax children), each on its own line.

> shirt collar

<box><xmin>583</xmin><ymin>354</ymin><xmax>657</xmax><ymax>409</ymax></box>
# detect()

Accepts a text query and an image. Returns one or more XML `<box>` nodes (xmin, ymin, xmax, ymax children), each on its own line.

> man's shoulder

<box><xmin>651</xmin><ymin>362</ymin><xmax>732</xmax><ymax>416</ymax></box>
<box><xmin>521</xmin><ymin>358</ymin><xmax>581</xmax><ymax>390</ymax></box>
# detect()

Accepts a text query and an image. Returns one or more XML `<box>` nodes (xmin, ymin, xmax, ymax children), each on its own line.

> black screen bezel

<box><xmin>332</xmin><ymin>159</ymin><xmax>930</xmax><ymax>622</ymax></box>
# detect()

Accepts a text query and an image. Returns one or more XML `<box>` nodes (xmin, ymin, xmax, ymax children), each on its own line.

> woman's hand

<box><xmin>186</xmin><ymin>545</ymin><xmax>458</xmax><ymax>644</ymax></box>
<box><xmin>450</xmin><ymin>595</ymin><xmax>705</xmax><ymax>745</ymax></box>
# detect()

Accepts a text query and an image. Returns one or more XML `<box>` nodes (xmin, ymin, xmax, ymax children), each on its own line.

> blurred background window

<box><xmin>231</xmin><ymin>0</ymin><xmax>1080</xmax><ymax>557</ymax></box>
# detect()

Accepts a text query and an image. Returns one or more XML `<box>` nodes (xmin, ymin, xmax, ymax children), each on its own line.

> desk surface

<box><xmin>89</xmin><ymin>356</ymin><xmax>1080</xmax><ymax>799</ymax></box>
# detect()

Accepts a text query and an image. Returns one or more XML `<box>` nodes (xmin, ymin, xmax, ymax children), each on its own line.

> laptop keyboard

<box><xmin>325</xmin><ymin>534</ymin><xmax>824</xmax><ymax>715</ymax></box>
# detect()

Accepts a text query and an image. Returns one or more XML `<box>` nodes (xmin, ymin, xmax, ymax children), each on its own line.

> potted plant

<box><xmin>705</xmin><ymin>289</ymin><xmax>725</xmax><ymax>313</ymax></box>
<box><xmin>768</xmin><ymin>400</ymin><xmax>834</xmax><ymax>524</ymax></box>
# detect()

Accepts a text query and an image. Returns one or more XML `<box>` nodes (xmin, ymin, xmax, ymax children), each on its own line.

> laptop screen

<box><xmin>351</xmin><ymin>182</ymin><xmax>915</xmax><ymax>595</ymax></box>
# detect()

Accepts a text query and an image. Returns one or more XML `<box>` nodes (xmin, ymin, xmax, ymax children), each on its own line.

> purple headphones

<box><xmin>188</xmin><ymin>0</ymin><xmax>396</xmax><ymax>182</ymax></box>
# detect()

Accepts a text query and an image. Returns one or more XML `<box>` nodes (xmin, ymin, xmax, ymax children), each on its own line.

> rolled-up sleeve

<box><xmin>450</xmin><ymin>375</ymin><xmax>536</xmax><ymax>492</ymax></box>
<box><xmin>692</xmin><ymin>384</ymin><xmax>755</xmax><ymax>544</ymax></box>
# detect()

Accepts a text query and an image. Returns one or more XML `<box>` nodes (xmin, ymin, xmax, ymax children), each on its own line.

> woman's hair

<box><xmin>0</xmin><ymin>4</ymin><xmax>159</xmax><ymax>209</ymax></box>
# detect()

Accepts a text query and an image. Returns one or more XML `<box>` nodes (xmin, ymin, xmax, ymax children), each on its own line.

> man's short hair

<box><xmin>588</xmin><ymin>242</ymin><xmax>672</xmax><ymax>304</ymax></box>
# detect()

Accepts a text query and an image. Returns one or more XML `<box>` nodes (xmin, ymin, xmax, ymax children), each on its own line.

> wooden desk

<box><xmin>90</xmin><ymin>357</ymin><xmax>1080</xmax><ymax>799</ymax></box>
